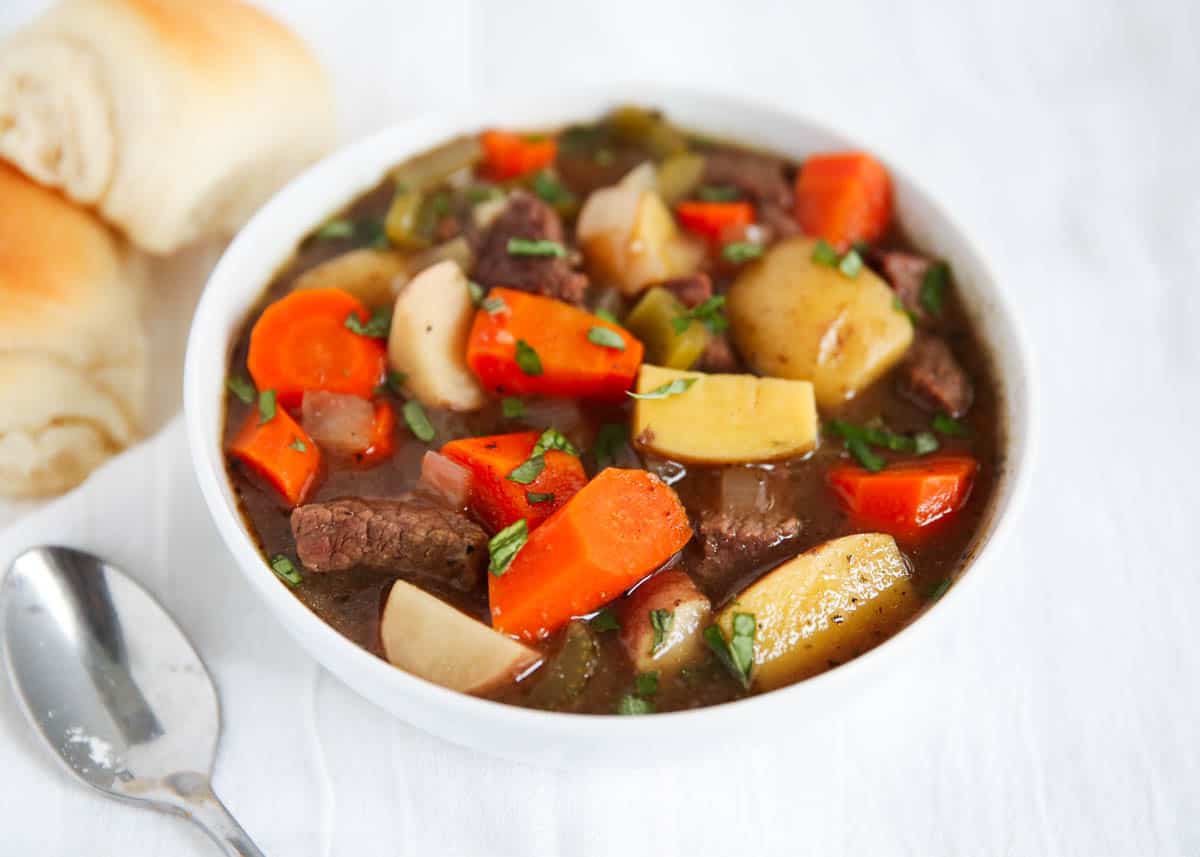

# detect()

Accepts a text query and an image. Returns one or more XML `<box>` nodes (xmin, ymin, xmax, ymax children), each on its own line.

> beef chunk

<box><xmin>695</xmin><ymin>334</ymin><xmax>740</xmax><ymax>374</ymax></box>
<box><xmin>759</xmin><ymin>203</ymin><xmax>801</xmax><ymax>242</ymax></box>
<box><xmin>702</xmin><ymin>149</ymin><xmax>792</xmax><ymax>209</ymax></box>
<box><xmin>873</xmin><ymin>250</ymin><xmax>930</xmax><ymax>319</ymax></box>
<box><xmin>899</xmin><ymin>335</ymin><xmax>973</xmax><ymax>417</ymax></box>
<box><xmin>654</xmin><ymin>273</ymin><xmax>713</xmax><ymax>309</ymax></box>
<box><xmin>291</xmin><ymin>495</ymin><xmax>487</xmax><ymax>590</ymax></box>
<box><xmin>695</xmin><ymin>509</ymin><xmax>801</xmax><ymax>596</ymax></box>
<box><xmin>472</xmin><ymin>190</ymin><xmax>588</xmax><ymax>305</ymax></box>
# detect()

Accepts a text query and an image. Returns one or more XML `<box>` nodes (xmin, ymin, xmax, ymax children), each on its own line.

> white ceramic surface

<box><xmin>183</xmin><ymin>86</ymin><xmax>1035</xmax><ymax>767</ymax></box>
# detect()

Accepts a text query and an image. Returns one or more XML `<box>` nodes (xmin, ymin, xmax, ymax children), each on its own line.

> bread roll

<box><xmin>0</xmin><ymin>0</ymin><xmax>335</xmax><ymax>254</ymax></box>
<box><xmin>0</xmin><ymin>164</ymin><xmax>146</xmax><ymax>497</ymax></box>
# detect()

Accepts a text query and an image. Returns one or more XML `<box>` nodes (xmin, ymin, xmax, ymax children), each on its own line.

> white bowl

<box><xmin>184</xmin><ymin>85</ymin><xmax>1036</xmax><ymax>768</ymax></box>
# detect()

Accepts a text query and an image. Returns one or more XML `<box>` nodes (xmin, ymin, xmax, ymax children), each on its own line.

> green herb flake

<box><xmin>506</xmin><ymin>454</ymin><xmax>546</xmax><ymax>485</ymax></box>
<box><xmin>314</xmin><ymin>219</ymin><xmax>355</xmax><ymax>240</ymax></box>
<box><xmin>515</xmin><ymin>339</ymin><xmax>543</xmax><ymax>376</ymax></box>
<box><xmin>703</xmin><ymin>615</ymin><xmax>755</xmax><ymax>689</ymax></box>
<box><xmin>846</xmin><ymin>436</ymin><xmax>886</xmax><ymax>472</ymax></box>
<box><xmin>467</xmin><ymin>281</ymin><xmax>485</xmax><ymax>306</ymax></box>
<box><xmin>592</xmin><ymin>423</ymin><xmax>628</xmax><ymax>469</ymax></box>
<box><xmin>913</xmin><ymin>431</ymin><xmax>940</xmax><ymax>455</ymax></box>
<box><xmin>466</xmin><ymin>185</ymin><xmax>504</xmax><ymax>204</ymax></box>
<box><xmin>287</xmin><ymin>437</ymin><xmax>307</xmax><ymax>453</ymax></box>
<box><xmin>594</xmin><ymin>308</ymin><xmax>621</xmax><ymax>326</ymax></box>
<box><xmin>226</xmin><ymin>375</ymin><xmax>256</xmax><ymax>404</ymax></box>
<box><xmin>616</xmin><ymin>695</ymin><xmax>654</xmax><ymax>715</ymax></box>
<box><xmin>482</xmin><ymin>296</ymin><xmax>507</xmax><ymax>315</ymax></box>
<box><xmin>257</xmin><ymin>389</ymin><xmax>277</xmax><ymax>425</ymax></box>
<box><xmin>838</xmin><ymin>248</ymin><xmax>864</xmax><ymax>278</ymax></box>
<box><xmin>587</xmin><ymin>326</ymin><xmax>626</xmax><ymax>351</ymax></box>
<box><xmin>533</xmin><ymin>428</ymin><xmax>579</xmax><ymax>457</ymax></box>
<box><xmin>627</xmin><ymin>376</ymin><xmax>698</xmax><ymax>401</ymax></box>
<box><xmin>696</xmin><ymin>185</ymin><xmax>741</xmax><ymax>202</ymax></box>
<box><xmin>345</xmin><ymin>306</ymin><xmax>392</xmax><ymax>338</ymax></box>
<box><xmin>672</xmin><ymin>295</ymin><xmax>728</xmax><ymax>335</ymax></box>
<box><xmin>920</xmin><ymin>262</ymin><xmax>950</xmax><ymax>316</ymax></box>
<box><xmin>932</xmin><ymin>413</ymin><xmax>970</xmax><ymax>437</ymax></box>
<box><xmin>507</xmin><ymin>238</ymin><xmax>567</xmax><ymax>258</ymax></box>
<box><xmin>635</xmin><ymin>671</ymin><xmax>660</xmax><ymax>696</ymax></box>
<box><xmin>812</xmin><ymin>239</ymin><xmax>840</xmax><ymax>267</ymax></box>
<box><xmin>488</xmin><ymin>519</ymin><xmax>528</xmax><ymax>577</ymax></box>
<box><xmin>590</xmin><ymin>608</ymin><xmax>621</xmax><ymax>632</ymax></box>
<box><xmin>927</xmin><ymin>578</ymin><xmax>952</xmax><ymax>602</ymax></box>
<box><xmin>501</xmin><ymin>397</ymin><xmax>525</xmax><ymax>419</ymax></box>
<box><xmin>270</xmin><ymin>554</ymin><xmax>302</xmax><ymax>586</ymax></box>
<box><xmin>525</xmin><ymin>491</ymin><xmax>555</xmax><ymax>505</ymax></box>
<box><xmin>649</xmin><ymin>608</ymin><xmax>674</xmax><ymax>654</ymax></box>
<box><xmin>402</xmin><ymin>399</ymin><xmax>436</xmax><ymax>443</ymax></box>
<box><xmin>721</xmin><ymin>241</ymin><xmax>764</xmax><ymax>264</ymax></box>
<box><xmin>532</xmin><ymin>171</ymin><xmax>576</xmax><ymax>206</ymax></box>
<box><xmin>375</xmin><ymin>370</ymin><xmax>406</xmax><ymax>397</ymax></box>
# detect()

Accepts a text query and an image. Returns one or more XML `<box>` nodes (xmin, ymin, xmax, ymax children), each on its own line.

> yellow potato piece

<box><xmin>727</xmin><ymin>237</ymin><xmax>914</xmax><ymax>408</ymax></box>
<box><xmin>632</xmin><ymin>365</ymin><xmax>817</xmax><ymax>464</ymax></box>
<box><xmin>717</xmin><ymin>533</ymin><xmax>918</xmax><ymax>690</ymax></box>
<box><xmin>381</xmin><ymin>580</ymin><xmax>541</xmax><ymax>695</ymax></box>
<box><xmin>291</xmin><ymin>248</ymin><xmax>408</xmax><ymax>307</ymax></box>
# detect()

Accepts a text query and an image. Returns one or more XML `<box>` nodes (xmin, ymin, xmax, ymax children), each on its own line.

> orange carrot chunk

<box><xmin>228</xmin><ymin>407</ymin><xmax>321</xmax><ymax>507</ymax></box>
<box><xmin>674</xmin><ymin>200</ymin><xmax>755</xmax><ymax>242</ymax></box>
<box><xmin>794</xmin><ymin>152</ymin><xmax>893</xmax><ymax>249</ymax></box>
<box><xmin>480</xmin><ymin>130</ymin><xmax>557</xmax><ymax>181</ymax></box>
<box><xmin>490</xmin><ymin>468</ymin><xmax>693</xmax><ymax>640</ymax></box>
<box><xmin>827</xmin><ymin>456</ymin><xmax>978</xmax><ymax>540</ymax></box>
<box><xmin>247</xmin><ymin>288</ymin><xmax>386</xmax><ymax>408</ymax></box>
<box><xmin>442</xmin><ymin>431</ymin><xmax>587</xmax><ymax>533</ymax></box>
<box><xmin>466</xmin><ymin>288</ymin><xmax>643</xmax><ymax>402</ymax></box>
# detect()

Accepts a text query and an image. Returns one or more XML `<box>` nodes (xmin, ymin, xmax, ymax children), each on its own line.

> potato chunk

<box><xmin>716</xmin><ymin>533</ymin><xmax>918</xmax><ymax>690</ymax></box>
<box><xmin>388</xmin><ymin>259</ymin><xmax>485</xmax><ymax>411</ymax></box>
<box><xmin>617</xmin><ymin>569</ymin><xmax>711</xmax><ymax>675</ymax></box>
<box><xmin>381</xmin><ymin>580</ymin><xmax>541</xmax><ymax>694</ymax></box>
<box><xmin>292</xmin><ymin>248</ymin><xmax>408</xmax><ymax>307</ymax></box>
<box><xmin>631</xmin><ymin>365</ymin><xmax>817</xmax><ymax>464</ymax></box>
<box><xmin>727</xmin><ymin>237</ymin><xmax>914</xmax><ymax>408</ymax></box>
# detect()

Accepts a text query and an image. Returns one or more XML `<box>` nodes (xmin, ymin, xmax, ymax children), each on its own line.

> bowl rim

<box><xmin>184</xmin><ymin>82</ymin><xmax>1038</xmax><ymax>738</ymax></box>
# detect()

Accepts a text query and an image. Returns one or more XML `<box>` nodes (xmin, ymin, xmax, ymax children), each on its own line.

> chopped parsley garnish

<box><xmin>488</xmin><ymin>519</ymin><xmax>528</xmax><ymax>576</ymax></box>
<box><xmin>592</xmin><ymin>423</ymin><xmax>627</xmax><ymax>469</ymax></box>
<box><xmin>704</xmin><ymin>614</ymin><xmax>755</xmax><ymax>689</ymax></box>
<box><xmin>482</xmin><ymin>296</ymin><xmax>507</xmax><ymax>315</ymax></box>
<box><xmin>846</xmin><ymin>437</ymin><xmax>886</xmax><ymax>472</ymax></box>
<box><xmin>826</xmin><ymin>419</ymin><xmax>938</xmax><ymax>460</ymax></box>
<box><xmin>838</xmin><ymin>248</ymin><xmax>864</xmax><ymax>277</ymax></box>
<box><xmin>813</xmin><ymin>239</ymin><xmax>863</xmax><ymax>278</ymax></box>
<box><xmin>920</xmin><ymin>261</ymin><xmax>950</xmax><ymax>315</ymax></box>
<box><xmin>515</xmin><ymin>339</ymin><xmax>543</xmax><ymax>376</ymax></box>
<box><xmin>288</xmin><ymin>437</ymin><xmax>307</xmax><ymax>453</ymax></box>
<box><xmin>587</xmin><ymin>326</ymin><xmax>626</xmax><ymax>350</ymax></box>
<box><xmin>345</xmin><ymin>306</ymin><xmax>392</xmax><ymax>338</ymax></box>
<box><xmin>270</xmin><ymin>554</ymin><xmax>302</xmax><ymax>586</ymax></box>
<box><xmin>811</xmin><ymin>239</ymin><xmax>840</xmax><ymax>267</ymax></box>
<box><xmin>532</xmin><ymin>428</ymin><xmax>579</xmax><ymax>457</ymax></box>
<box><xmin>932</xmin><ymin>413</ymin><xmax>970</xmax><ymax>437</ymax></box>
<box><xmin>402</xmin><ymin>399</ymin><xmax>435</xmax><ymax>442</ymax></box>
<box><xmin>590</xmin><ymin>608</ymin><xmax>620</xmax><ymax>632</ymax></box>
<box><xmin>671</xmin><ymin>295</ymin><xmax>728</xmax><ymax>335</ymax></box>
<box><xmin>257</xmin><ymin>389</ymin><xmax>276</xmax><ymax>424</ymax></box>
<box><xmin>649</xmin><ymin>608</ymin><xmax>674</xmax><ymax>654</ymax></box>
<box><xmin>532</xmin><ymin>171</ymin><xmax>576</xmax><ymax>206</ymax></box>
<box><xmin>501</xmin><ymin>397</ymin><xmax>525</xmax><ymax>419</ymax></box>
<box><xmin>467</xmin><ymin>281</ymin><xmax>485</xmax><ymax>306</ymax></box>
<box><xmin>507</xmin><ymin>238</ymin><xmax>567</xmax><ymax>258</ymax></box>
<box><xmin>314</xmin><ymin>219</ymin><xmax>355</xmax><ymax>240</ymax></box>
<box><xmin>466</xmin><ymin>185</ymin><xmax>504</xmax><ymax>204</ymax></box>
<box><xmin>628</xmin><ymin>376</ymin><xmax>698</xmax><ymax>400</ymax></box>
<box><xmin>616</xmin><ymin>695</ymin><xmax>654</xmax><ymax>715</ymax></box>
<box><xmin>913</xmin><ymin>431</ymin><xmax>940</xmax><ymax>455</ymax></box>
<box><xmin>635</xmin><ymin>671</ymin><xmax>660</xmax><ymax>696</ymax></box>
<box><xmin>506</xmin><ymin>454</ymin><xmax>546</xmax><ymax>485</ymax></box>
<box><xmin>507</xmin><ymin>428</ymin><xmax>578</xmax><ymax>485</ymax></box>
<box><xmin>594</xmin><ymin>308</ymin><xmax>621</xmax><ymax>326</ymax></box>
<box><xmin>696</xmin><ymin>185</ymin><xmax>740</xmax><ymax>202</ymax></box>
<box><xmin>375</xmin><ymin>370</ymin><xmax>406</xmax><ymax>397</ymax></box>
<box><xmin>226</xmin><ymin>375</ymin><xmax>256</xmax><ymax>404</ymax></box>
<box><xmin>721</xmin><ymin>241</ymin><xmax>764</xmax><ymax>264</ymax></box>
<box><xmin>927</xmin><ymin>578</ymin><xmax>952</xmax><ymax>602</ymax></box>
<box><xmin>525</xmin><ymin>491</ymin><xmax>555</xmax><ymax>505</ymax></box>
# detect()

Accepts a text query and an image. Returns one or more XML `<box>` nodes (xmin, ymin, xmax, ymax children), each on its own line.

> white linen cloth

<box><xmin>1</xmin><ymin>0</ymin><xmax>1197</xmax><ymax>854</ymax></box>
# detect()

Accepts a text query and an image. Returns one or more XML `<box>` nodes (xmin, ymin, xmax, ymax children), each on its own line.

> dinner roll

<box><xmin>0</xmin><ymin>164</ymin><xmax>146</xmax><ymax>497</ymax></box>
<box><xmin>0</xmin><ymin>0</ymin><xmax>335</xmax><ymax>254</ymax></box>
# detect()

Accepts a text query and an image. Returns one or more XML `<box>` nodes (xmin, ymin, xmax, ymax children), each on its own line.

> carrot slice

<box><xmin>356</xmin><ymin>399</ymin><xmax>396</xmax><ymax>467</ymax></box>
<box><xmin>827</xmin><ymin>456</ymin><xmax>978</xmax><ymax>540</ymax></box>
<box><xmin>480</xmin><ymin>130</ymin><xmax>557</xmax><ymax>181</ymax></box>
<box><xmin>247</xmin><ymin>288</ymin><xmax>387</xmax><ymax>408</ymax></box>
<box><xmin>466</xmin><ymin>288</ymin><xmax>643</xmax><ymax>401</ymax></box>
<box><xmin>794</xmin><ymin>152</ymin><xmax>892</xmax><ymax>248</ymax></box>
<box><xmin>228</xmin><ymin>407</ymin><xmax>321</xmax><ymax>507</ymax></box>
<box><xmin>490</xmin><ymin>468</ymin><xmax>692</xmax><ymax>640</ymax></box>
<box><xmin>674</xmin><ymin>201</ymin><xmax>754</xmax><ymax>242</ymax></box>
<box><xmin>442</xmin><ymin>431</ymin><xmax>587</xmax><ymax>533</ymax></box>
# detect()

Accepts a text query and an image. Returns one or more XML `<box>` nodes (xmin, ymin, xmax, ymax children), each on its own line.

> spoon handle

<box><xmin>187</xmin><ymin>789</ymin><xmax>267</xmax><ymax>857</ymax></box>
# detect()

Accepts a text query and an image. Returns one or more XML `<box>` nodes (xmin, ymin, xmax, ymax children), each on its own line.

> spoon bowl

<box><xmin>2</xmin><ymin>545</ymin><xmax>263</xmax><ymax>857</ymax></box>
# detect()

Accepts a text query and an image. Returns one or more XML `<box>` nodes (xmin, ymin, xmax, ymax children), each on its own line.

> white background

<box><xmin>1</xmin><ymin>0</ymin><xmax>1198</xmax><ymax>854</ymax></box>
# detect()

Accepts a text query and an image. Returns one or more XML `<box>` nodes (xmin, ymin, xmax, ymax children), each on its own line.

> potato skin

<box><xmin>727</xmin><ymin>237</ymin><xmax>914</xmax><ymax>409</ymax></box>
<box><xmin>618</xmin><ymin>568</ymin><xmax>711</xmax><ymax>675</ymax></box>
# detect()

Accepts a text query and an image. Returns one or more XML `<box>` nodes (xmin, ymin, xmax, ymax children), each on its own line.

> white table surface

<box><xmin>2</xmin><ymin>0</ymin><xmax>1198</xmax><ymax>854</ymax></box>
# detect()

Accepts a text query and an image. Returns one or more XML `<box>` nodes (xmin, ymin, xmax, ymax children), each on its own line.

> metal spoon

<box><xmin>1</xmin><ymin>545</ymin><xmax>265</xmax><ymax>857</ymax></box>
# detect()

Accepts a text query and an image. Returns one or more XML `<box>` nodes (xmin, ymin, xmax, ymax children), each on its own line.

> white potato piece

<box><xmin>617</xmin><ymin>569</ymin><xmax>712</xmax><ymax>675</ymax></box>
<box><xmin>727</xmin><ymin>237</ymin><xmax>914</xmax><ymax>409</ymax></box>
<box><xmin>381</xmin><ymin>580</ymin><xmax>541</xmax><ymax>694</ymax></box>
<box><xmin>292</xmin><ymin>248</ymin><xmax>408</xmax><ymax>307</ymax></box>
<box><xmin>577</xmin><ymin>164</ymin><xmax>703</xmax><ymax>295</ymax></box>
<box><xmin>716</xmin><ymin>533</ymin><xmax>918</xmax><ymax>690</ymax></box>
<box><xmin>631</xmin><ymin>365</ymin><xmax>817</xmax><ymax>464</ymax></box>
<box><xmin>388</xmin><ymin>259</ymin><xmax>486</xmax><ymax>411</ymax></box>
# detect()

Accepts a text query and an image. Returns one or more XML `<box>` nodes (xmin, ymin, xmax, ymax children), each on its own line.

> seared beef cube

<box><xmin>759</xmin><ymin>203</ymin><xmax>801</xmax><ymax>242</ymax></box>
<box><xmin>899</xmin><ymin>335</ymin><xmax>973</xmax><ymax>417</ymax></box>
<box><xmin>695</xmin><ymin>334</ymin><xmax>740</xmax><ymax>374</ymax></box>
<box><xmin>873</xmin><ymin>250</ymin><xmax>931</xmax><ymax>319</ymax></box>
<box><xmin>472</xmin><ymin>190</ymin><xmax>588</xmax><ymax>305</ymax></box>
<box><xmin>654</xmin><ymin>273</ymin><xmax>713</xmax><ymax>309</ymax></box>
<box><xmin>291</xmin><ymin>494</ymin><xmax>487</xmax><ymax>590</ymax></box>
<box><xmin>695</xmin><ymin>508</ymin><xmax>801</xmax><ymax>596</ymax></box>
<box><xmin>702</xmin><ymin>149</ymin><xmax>792</xmax><ymax>210</ymax></box>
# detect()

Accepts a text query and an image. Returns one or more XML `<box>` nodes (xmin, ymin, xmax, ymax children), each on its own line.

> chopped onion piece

<box><xmin>301</xmin><ymin>391</ymin><xmax>374</xmax><ymax>454</ymax></box>
<box><xmin>420</xmin><ymin>451</ymin><xmax>473</xmax><ymax>508</ymax></box>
